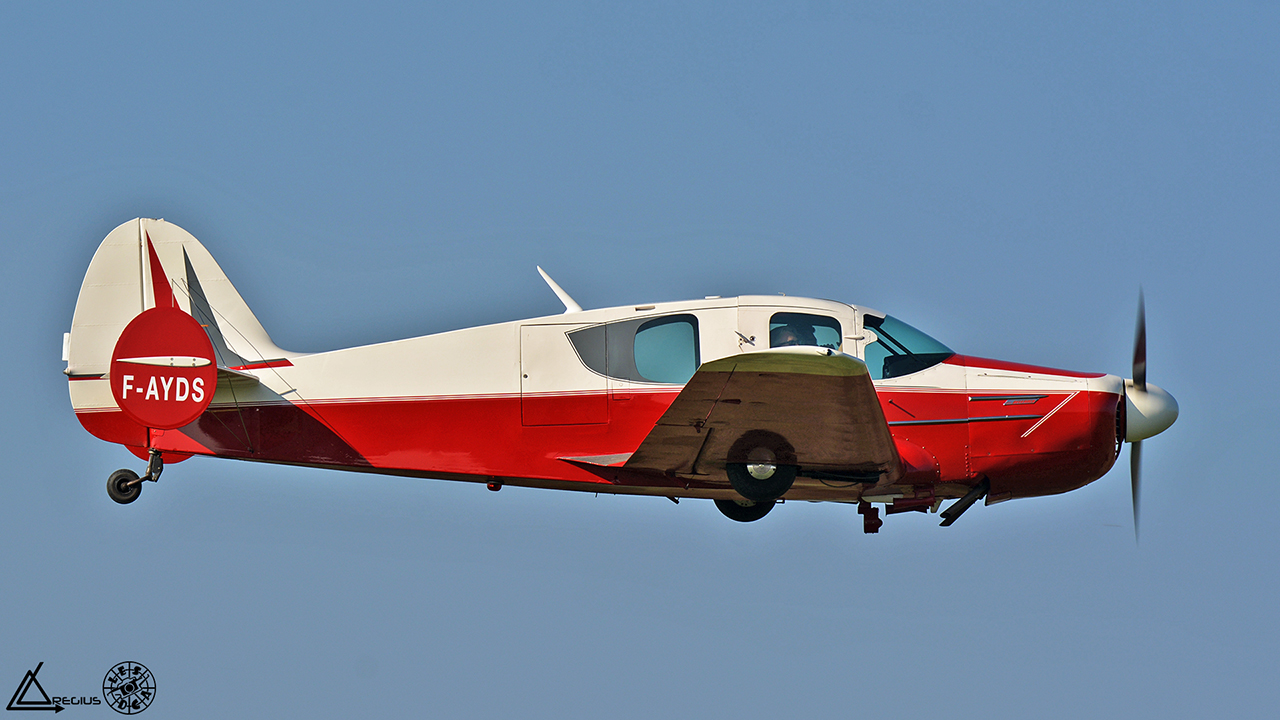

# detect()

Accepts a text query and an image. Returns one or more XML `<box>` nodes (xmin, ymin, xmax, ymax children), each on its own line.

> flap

<box><xmin>623</xmin><ymin>348</ymin><xmax>901</xmax><ymax>482</ymax></box>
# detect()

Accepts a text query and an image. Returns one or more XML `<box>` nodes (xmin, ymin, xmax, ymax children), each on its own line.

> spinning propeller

<box><xmin>1123</xmin><ymin>291</ymin><xmax>1179</xmax><ymax>539</ymax></box>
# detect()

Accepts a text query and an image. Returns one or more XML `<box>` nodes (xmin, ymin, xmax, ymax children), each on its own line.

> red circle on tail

<box><xmin>110</xmin><ymin>307</ymin><xmax>218</xmax><ymax>430</ymax></box>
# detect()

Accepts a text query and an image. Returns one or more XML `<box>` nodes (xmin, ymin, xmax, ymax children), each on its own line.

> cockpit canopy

<box><xmin>562</xmin><ymin>301</ymin><xmax>954</xmax><ymax>386</ymax></box>
<box><xmin>863</xmin><ymin>314</ymin><xmax>954</xmax><ymax>380</ymax></box>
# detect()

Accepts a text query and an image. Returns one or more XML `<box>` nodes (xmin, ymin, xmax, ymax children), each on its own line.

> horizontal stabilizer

<box><xmin>217</xmin><ymin>366</ymin><xmax>261</xmax><ymax>386</ymax></box>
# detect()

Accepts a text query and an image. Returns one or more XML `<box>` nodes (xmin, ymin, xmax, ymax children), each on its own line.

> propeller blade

<box><xmin>1130</xmin><ymin>440</ymin><xmax>1142</xmax><ymax>542</ymax></box>
<box><xmin>1133</xmin><ymin>290</ymin><xmax>1146</xmax><ymax>392</ymax></box>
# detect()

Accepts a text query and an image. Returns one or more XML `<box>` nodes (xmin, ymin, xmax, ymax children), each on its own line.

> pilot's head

<box><xmin>771</xmin><ymin>325</ymin><xmax>813</xmax><ymax>347</ymax></box>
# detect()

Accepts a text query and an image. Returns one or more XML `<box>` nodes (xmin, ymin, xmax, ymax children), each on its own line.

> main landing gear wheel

<box><xmin>107</xmin><ymin>469</ymin><xmax>142</xmax><ymax>504</ymax></box>
<box><xmin>714</xmin><ymin>498</ymin><xmax>775</xmax><ymax>523</ymax></box>
<box><xmin>726</xmin><ymin>447</ymin><xmax>797</xmax><ymax>503</ymax></box>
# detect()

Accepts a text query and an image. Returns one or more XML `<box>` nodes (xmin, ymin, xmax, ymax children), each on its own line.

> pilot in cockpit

<box><xmin>770</xmin><ymin>324</ymin><xmax>817</xmax><ymax>348</ymax></box>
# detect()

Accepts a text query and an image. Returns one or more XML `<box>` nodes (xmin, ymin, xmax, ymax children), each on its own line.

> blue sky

<box><xmin>3</xmin><ymin>2</ymin><xmax>1277</xmax><ymax>717</ymax></box>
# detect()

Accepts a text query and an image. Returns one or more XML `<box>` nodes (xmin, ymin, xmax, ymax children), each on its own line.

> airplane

<box><xmin>64</xmin><ymin>218</ymin><xmax>1178</xmax><ymax>534</ymax></box>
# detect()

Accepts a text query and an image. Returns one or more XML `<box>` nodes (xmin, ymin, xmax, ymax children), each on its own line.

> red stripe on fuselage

<box><xmin>294</xmin><ymin>392</ymin><xmax>680</xmax><ymax>485</ymax></box>
<box><xmin>75</xmin><ymin>380</ymin><xmax>1120</xmax><ymax>501</ymax></box>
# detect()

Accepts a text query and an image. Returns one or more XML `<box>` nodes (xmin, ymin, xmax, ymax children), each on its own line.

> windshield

<box><xmin>862</xmin><ymin>314</ymin><xmax>954</xmax><ymax>380</ymax></box>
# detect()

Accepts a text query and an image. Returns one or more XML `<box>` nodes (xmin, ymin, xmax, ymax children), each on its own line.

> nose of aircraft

<box><xmin>1124</xmin><ymin>380</ymin><xmax>1178</xmax><ymax>442</ymax></box>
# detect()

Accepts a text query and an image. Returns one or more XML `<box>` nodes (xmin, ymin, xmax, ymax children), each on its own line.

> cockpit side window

<box><xmin>862</xmin><ymin>314</ymin><xmax>954</xmax><ymax>379</ymax></box>
<box><xmin>769</xmin><ymin>312</ymin><xmax>841</xmax><ymax>351</ymax></box>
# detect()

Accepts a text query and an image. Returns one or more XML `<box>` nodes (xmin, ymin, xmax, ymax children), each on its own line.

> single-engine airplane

<box><xmin>65</xmin><ymin>219</ymin><xmax>1178</xmax><ymax>533</ymax></box>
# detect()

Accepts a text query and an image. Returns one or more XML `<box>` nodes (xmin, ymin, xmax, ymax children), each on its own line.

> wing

<box><xmin>622</xmin><ymin>348</ymin><xmax>901</xmax><ymax>483</ymax></box>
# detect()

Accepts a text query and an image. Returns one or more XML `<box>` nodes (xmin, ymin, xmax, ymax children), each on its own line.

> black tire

<box><xmin>726</xmin><ymin>462</ymin><xmax>797</xmax><ymax>503</ymax></box>
<box><xmin>714</xmin><ymin>498</ymin><xmax>775</xmax><ymax>523</ymax></box>
<box><xmin>107</xmin><ymin>469</ymin><xmax>141</xmax><ymax>504</ymax></box>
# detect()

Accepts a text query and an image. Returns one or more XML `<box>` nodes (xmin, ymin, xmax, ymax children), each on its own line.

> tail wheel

<box><xmin>107</xmin><ymin>469</ymin><xmax>141</xmax><ymax>504</ymax></box>
<box><xmin>714</xmin><ymin>498</ymin><xmax>775</xmax><ymax>523</ymax></box>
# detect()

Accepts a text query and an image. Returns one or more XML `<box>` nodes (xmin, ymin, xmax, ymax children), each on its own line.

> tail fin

<box><xmin>66</xmin><ymin>218</ymin><xmax>287</xmax><ymax>380</ymax></box>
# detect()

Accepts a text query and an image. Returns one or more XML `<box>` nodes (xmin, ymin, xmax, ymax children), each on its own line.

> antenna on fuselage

<box><xmin>536</xmin><ymin>266</ymin><xmax>583</xmax><ymax>314</ymax></box>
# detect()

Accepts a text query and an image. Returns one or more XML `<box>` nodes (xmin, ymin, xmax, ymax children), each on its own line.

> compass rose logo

<box><xmin>102</xmin><ymin>662</ymin><xmax>155</xmax><ymax>715</ymax></box>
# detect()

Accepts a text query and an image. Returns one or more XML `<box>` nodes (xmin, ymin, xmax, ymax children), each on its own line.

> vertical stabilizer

<box><xmin>67</xmin><ymin>218</ymin><xmax>288</xmax><ymax>380</ymax></box>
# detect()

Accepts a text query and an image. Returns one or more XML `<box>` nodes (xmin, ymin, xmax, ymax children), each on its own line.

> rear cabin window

<box><xmin>568</xmin><ymin>314</ymin><xmax>700</xmax><ymax>384</ymax></box>
<box><xmin>634</xmin><ymin>316</ymin><xmax>699</xmax><ymax>383</ymax></box>
<box><xmin>769</xmin><ymin>312</ymin><xmax>842</xmax><ymax>351</ymax></box>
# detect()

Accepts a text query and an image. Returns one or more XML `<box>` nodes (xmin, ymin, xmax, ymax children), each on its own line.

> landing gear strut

<box><xmin>939</xmin><ymin>478</ymin><xmax>989</xmax><ymax>527</ymax></box>
<box><xmin>858</xmin><ymin>501</ymin><xmax>883</xmax><ymax>534</ymax></box>
<box><xmin>106</xmin><ymin>450</ymin><xmax>164</xmax><ymax>505</ymax></box>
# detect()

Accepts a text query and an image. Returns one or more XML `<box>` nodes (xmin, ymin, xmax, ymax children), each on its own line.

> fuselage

<box><xmin>71</xmin><ymin>294</ymin><xmax>1124</xmax><ymax>506</ymax></box>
